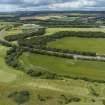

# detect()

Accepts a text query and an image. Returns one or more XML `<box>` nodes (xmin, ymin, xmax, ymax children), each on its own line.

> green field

<box><xmin>0</xmin><ymin>46</ymin><xmax>25</xmax><ymax>83</ymax></box>
<box><xmin>1</xmin><ymin>26</ymin><xmax>105</xmax><ymax>104</ymax></box>
<box><xmin>1</xmin><ymin>46</ymin><xmax>103</xmax><ymax>105</ymax></box>
<box><xmin>20</xmin><ymin>52</ymin><xmax>105</xmax><ymax>80</ymax></box>
<box><xmin>46</xmin><ymin>28</ymin><xmax>105</xmax><ymax>35</ymax></box>
<box><xmin>47</xmin><ymin>37</ymin><xmax>105</xmax><ymax>54</ymax></box>
<box><xmin>1</xmin><ymin>13</ymin><xmax>105</xmax><ymax>105</ymax></box>
<box><xmin>0</xmin><ymin>21</ymin><xmax>23</xmax><ymax>40</ymax></box>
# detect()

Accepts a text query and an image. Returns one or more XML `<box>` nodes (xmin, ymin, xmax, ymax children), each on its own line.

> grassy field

<box><xmin>46</xmin><ymin>28</ymin><xmax>105</xmax><ymax>35</ymax></box>
<box><xmin>6</xmin><ymin>29</ymin><xmax>22</xmax><ymax>35</ymax></box>
<box><xmin>47</xmin><ymin>37</ymin><xmax>105</xmax><ymax>54</ymax></box>
<box><xmin>0</xmin><ymin>21</ymin><xmax>23</xmax><ymax>40</ymax></box>
<box><xmin>18</xmin><ymin>51</ymin><xmax>105</xmax><ymax>104</ymax></box>
<box><xmin>0</xmin><ymin>29</ymin><xmax>23</xmax><ymax>40</ymax></box>
<box><xmin>0</xmin><ymin>46</ymin><xmax>25</xmax><ymax>83</ymax></box>
<box><xmin>20</xmin><ymin>52</ymin><xmax>105</xmax><ymax>81</ymax></box>
<box><xmin>1</xmin><ymin>46</ymin><xmax>104</xmax><ymax>105</ymax></box>
<box><xmin>1</xmin><ymin>24</ymin><xmax>105</xmax><ymax>104</ymax></box>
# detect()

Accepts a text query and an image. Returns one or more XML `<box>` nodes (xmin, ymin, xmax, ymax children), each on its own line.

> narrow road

<box><xmin>0</xmin><ymin>29</ymin><xmax>6</xmax><ymax>36</ymax></box>
<box><xmin>45</xmin><ymin>50</ymin><xmax>105</xmax><ymax>62</ymax></box>
<box><xmin>25</xmin><ymin>47</ymin><xmax>105</xmax><ymax>62</ymax></box>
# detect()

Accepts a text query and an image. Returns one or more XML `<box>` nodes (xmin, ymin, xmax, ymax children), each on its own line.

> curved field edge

<box><xmin>20</xmin><ymin>52</ymin><xmax>105</xmax><ymax>81</ymax></box>
<box><xmin>47</xmin><ymin>37</ymin><xmax>105</xmax><ymax>54</ymax></box>
<box><xmin>0</xmin><ymin>46</ymin><xmax>26</xmax><ymax>83</ymax></box>
<box><xmin>1</xmin><ymin>46</ymin><xmax>104</xmax><ymax>105</ymax></box>
<box><xmin>2</xmin><ymin>26</ymin><xmax>105</xmax><ymax>104</ymax></box>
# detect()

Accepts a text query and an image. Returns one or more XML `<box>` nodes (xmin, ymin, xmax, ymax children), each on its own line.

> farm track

<box><xmin>24</xmin><ymin>47</ymin><xmax>105</xmax><ymax>62</ymax></box>
<box><xmin>0</xmin><ymin>29</ymin><xmax>5</xmax><ymax>36</ymax></box>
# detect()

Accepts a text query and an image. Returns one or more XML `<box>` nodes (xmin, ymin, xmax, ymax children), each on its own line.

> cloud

<box><xmin>0</xmin><ymin>0</ymin><xmax>105</xmax><ymax>12</ymax></box>
<box><xmin>0</xmin><ymin>4</ymin><xmax>20</xmax><ymax>12</ymax></box>
<box><xmin>50</xmin><ymin>0</ymin><xmax>96</xmax><ymax>9</ymax></box>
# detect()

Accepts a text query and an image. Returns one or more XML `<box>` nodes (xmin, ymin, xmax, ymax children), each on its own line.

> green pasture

<box><xmin>20</xmin><ymin>52</ymin><xmax>105</xmax><ymax>81</ymax></box>
<box><xmin>1</xmin><ymin>46</ymin><xmax>101</xmax><ymax>105</ymax></box>
<box><xmin>46</xmin><ymin>28</ymin><xmax>105</xmax><ymax>35</ymax></box>
<box><xmin>0</xmin><ymin>46</ymin><xmax>27</xmax><ymax>83</ymax></box>
<box><xmin>1</xmin><ymin>20</ymin><xmax>105</xmax><ymax>104</ymax></box>
<box><xmin>47</xmin><ymin>37</ymin><xmax>105</xmax><ymax>54</ymax></box>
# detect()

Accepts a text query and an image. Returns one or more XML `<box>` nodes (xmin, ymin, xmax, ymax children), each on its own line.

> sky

<box><xmin>0</xmin><ymin>0</ymin><xmax>105</xmax><ymax>12</ymax></box>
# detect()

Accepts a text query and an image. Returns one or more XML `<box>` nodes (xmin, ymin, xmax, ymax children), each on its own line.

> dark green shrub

<box><xmin>60</xmin><ymin>95</ymin><xmax>81</xmax><ymax>104</ymax></box>
<box><xmin>8</xmin><ymin>90</ymin><xmax>30</xmax><ymax>105</ymax></box>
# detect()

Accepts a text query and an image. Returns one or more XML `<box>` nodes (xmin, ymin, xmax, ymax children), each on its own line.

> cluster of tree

<box><xmin>37</xmin><ymin>94</ymin><xmax>52</xmax><ymax>102</ymax></box>
<box><xmin>4</xmin><ymin>28</ymin><xmax>46</xmax><ymax>41</ymax></box>
<box><xmin>102</xmin><ymin>100</ymin><xmax>105</xmax><ymax>105</ymax></box>
<box><xmin>0</xmin><ymin>40</ymin><xmax>12</xmax><ymax>47</ymax></box>
<box><xmin>42</xmin><ymin>47</ymin><xmax>96</xmax><ymax>56</ymax></box>
<box><xmin>60</xmin><ymin>95</ymin><xmax>81</xmax><ymax>104</ymax></box>
<box><xmin>8</xmin><ymin>90</ymin><xmax>30</xmax><ymax>105</ymax></box>
<box><xmin>46</xmin><ymin>31</ymin><xmax>105</xmax><ymax>40</ymax></box>
<box><xmin>24</xmin><ymin>47</ymin><xmax>74</xmax><ymax>59</ymax></box>
<box><xmin>17</xmin><ymin>31</ymin><xmax>105</xmax><ymax>58</ymax></box>
<box><xmin>90</xmin><ymin>87</ymin><xmax>99</xmax><ymax>97</ymax></box>
<box><xmin>27</xmin><ymin>68</ymin><xmax>61</xmax><ymax>79</ymax></box>
<box><xmin>37</xmin><ymin>94</ymin><xmax>81</xmax><ymax>104</ymax></box>
<box><xmin>5</xmin><ymin>46</ymin><xmax>23</xmax><ymax>69</ymax></box>
<box><xmin>22</xmin><ymin>18</ymin><xmax>99</xmax><ymax>28</ymax></box>
<box><xmin>19</xmin><ymin>31</ymin><xmax>105</xmax><ymax>48</ymax></box>
<box><xmin>0</xmin><ymin>17</ymin><xmax>19</xmax><ymax>22</ymax></box>
<box><xmin>18</xmin><ymin>37</ymin><xmax>45</xmax><ymax>48</ymax></box>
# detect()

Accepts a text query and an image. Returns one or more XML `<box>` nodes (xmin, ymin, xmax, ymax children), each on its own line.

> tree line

<box><xmin>5</xmin><ymin>46</ymin><xmax>23</xmax><ymax>69</ymax></box>
<box><xmin>18</xmin><ymin>31</ymin><xmax>105</xmax><ymax>58</ymax></box>
<box><xmin>4</xmin><ymin>29</ymin><xmax>105</xmax><ymax>83</ymax></box>
<box><xmin>21</xmin><ymin>18</ymin><xmax>99</xmax><ymax>28</ymax></box>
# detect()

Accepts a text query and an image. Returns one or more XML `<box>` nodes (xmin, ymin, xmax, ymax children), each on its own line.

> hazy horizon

<box><xmin>0</xmin><ymin>0</ymin><xmax>105</xmax><ymax>12</ymax></box>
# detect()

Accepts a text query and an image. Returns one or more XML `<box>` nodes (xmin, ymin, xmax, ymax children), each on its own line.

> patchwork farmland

<box><xmin>1</xmin><ymin>11</ymin><xmax>105</xmax><ymax>105</ymax></box>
